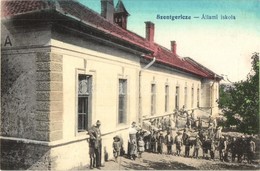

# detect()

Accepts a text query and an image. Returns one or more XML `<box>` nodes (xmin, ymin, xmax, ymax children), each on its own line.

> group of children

<box><xmin>112</xmin><ymin>112</ymin><xmax>257</xmax><ymax>165</ymax></box>
<box><xmin>112</xmin><ymin>121</ymin><xmax>146</xmax><ymax>162</ymax></box>
<box><xmin>147</xmin><ymin>127</ymin><xmax>256</xmax><ymax>164</ymax></box>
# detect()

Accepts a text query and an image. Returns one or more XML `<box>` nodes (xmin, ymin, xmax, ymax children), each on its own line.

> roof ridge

<box><xmin>67</xmin><ymin>0</ymin><xmax>131</xmax><ymax>34</ymax></box>
<box><xmin>2</xmin><ymin>0</ymin><xmax>220</xmax><ymax>79</ymax></box>
<box><xmin>184</xmin><ymin>57</ymin><xmax>221</xmax><ymax>78</ymax></box>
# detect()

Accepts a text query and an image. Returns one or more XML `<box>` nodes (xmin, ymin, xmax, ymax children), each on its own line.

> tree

<box><xmin>218</xmin><ymin>52</ymin><xmax>259</xmax><ymax>134</ymax></box>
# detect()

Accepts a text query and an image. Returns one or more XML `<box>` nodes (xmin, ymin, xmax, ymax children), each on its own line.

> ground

<box><xmin>100</xmin><ymin>152</ymin><xmax>260</xmax><ymax>170</ymax></box>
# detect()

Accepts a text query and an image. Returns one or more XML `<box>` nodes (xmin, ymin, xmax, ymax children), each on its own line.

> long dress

<box><xmin>129</xmin><ymin>126</ymin><xmax>138</xmax><ymax>156</ymax></box>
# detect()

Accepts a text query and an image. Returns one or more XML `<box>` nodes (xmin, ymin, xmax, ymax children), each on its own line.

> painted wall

<box><xmin>48</xmin><ymin>30</ymin><xmax>141</xmax><ymax>169</ymax></box>
<box><xmin>141</xmin><ymin>65</ymin><xmax>201</xmax><ymax>118</ymax></box>
<box><xmin>1</xmin><ymin>52</ymin><xmax>37</xmax><ymax>139</ymax></box>
<box><xmin>1</xmin><ymin>23</ymin><xmax>51</xmax><ymax>140</ymax></box>
<box><xmin>1</xmin><ymin>20</ymin><xmax>220</xmax><ymax>170</ymax></box>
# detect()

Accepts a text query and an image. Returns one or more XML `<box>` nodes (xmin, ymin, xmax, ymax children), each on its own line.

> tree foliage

<box><xmin>219</xmin><ymin>52</ymin><xmax>259</xmax><ymax>134</ymax></box>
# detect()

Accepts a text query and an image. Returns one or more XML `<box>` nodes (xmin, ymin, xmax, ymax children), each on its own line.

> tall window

<box><xmin>197</xmin><ymin>88</ymin><xmax>200</xmax><ymax>107</ymax></box>
<box><xmin>78</xmin><ymin>74</ymin><xmax>92</xmax><ymax>132</ymax></box>
<box><xmin>165</xmin><ymin>85</ymin><xmax>169</xmax><ymax>112</ymax></box>
<box><xmin>175</xmin><ymin>86</ymin><xmax>179</xmax><ymax>109</ymax></box>
<box><xmin>118</xmin><ymin>79</ymin><xmax>127</xmax><ymax>124</ymax></box>
<box><xmin>151</xmin><ymin>84</ymin><xmax>156</xmax><ymax>115</ymax></box>
<box><xmin>184</xmin><ymin>87</ymin><xmax>188</xmax><ymax>108</ymax></box>
<box><xmin>191</xmin><ymin>87</ymin><xmax>194</xmax><ymax>108</ymax></box>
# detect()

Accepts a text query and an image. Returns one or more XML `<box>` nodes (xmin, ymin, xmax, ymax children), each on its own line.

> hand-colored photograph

<box><xmin>1</xmin><ymin>0</ymin><xmax>259</xmax><ymax>170</ymax></box>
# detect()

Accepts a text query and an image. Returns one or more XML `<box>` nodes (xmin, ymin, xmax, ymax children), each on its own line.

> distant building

<box><xmin>1</xmin><ymin>0</ymin><xmax>222</xmax><ymax>170</ymax></box>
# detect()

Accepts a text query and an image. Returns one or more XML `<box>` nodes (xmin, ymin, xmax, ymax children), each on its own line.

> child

<box><xmin>202</xmin><ymin>136</ymin><xmax>211</xmax><ymax>159</ymax></box>
<box><xmin>138</xmin><ymin>136</ymin><xmax>145</xmax><ymax>158</ymax></box>
<box><xmin>165</xmin><ymin>130</ymin><xmax>174</xmax><ymax>155</ymax></box>
<box><xmin>210</xmin><ymin>139</ymin><xmax>216</xmax><ymax>160</ymax></box>
<box><xmin>247</xmin><ymin>136</ymin><xmax>256</xmax><ymax>164</ymax></box>
<box><xmin>113</xmin><ymin>135</ymin><xmax>121</xmax><ymax>162</ymax></box>
<box><xmin>218</xmin><ymin>136</ymin><xmax>227</xmax><ymax>162</ymax></box>
<box><xmin>157</xmin><ymin>132</ymin><xmax>164</xmax><ymax>154</ymax></box>
<box><xmin>185</xmin><ymin>137</ymin><xmax>193</xmax><ymax>157</ymax></box>
<box><xmin>130</xmin><ymin>139</ymin><xmax>137</xmax><ymax>160</ymax></box>
<box><xmin>150</xmin><ymin>131</ymin><xmax>158</xmax><ymax>153</ymax></box>
<box><xmin>175</xmin><ymin>132</ymin><xmax>183</xmax><ymax>156</ymax></box>
<box><xmin>193</xmin><ymin>135</ymin><xmax>202</xmax><ymax>159</ymax></box>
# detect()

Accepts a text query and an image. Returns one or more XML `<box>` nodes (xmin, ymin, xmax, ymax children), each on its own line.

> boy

<box><xmin>184</xmin><ymin>137</ymin><xmax>193</xmax><ymax>157</ymax></box>
<box><xmin>113</xmin><ymin>136</ymin><xmax>121</xmax><ymax>162</ymax></box>
<box><xmin>150</xmin><ymin>131</ymin><xmax>158</xmax><ymax>153</ymax></box>
<box><xmin>165</xmin><ymin>130</ymin><xmax>174</xmax><ymax>155</ymax></box>
<box><xmin>138</xmin><ymin>136</ymin><xmax>145</xmax><ymax>159</ymax></box>
<box><xmin>247</xmin><ymin>136</ymin><xmax>256</xmax><ymax>164</ymax></box>
<box><xmin>210</xmin><ymin>139</ymin><xmax>216</xmax><ymax>160</ymax></box>
<box><xmin>157</xmin><ymin>132</ymin><xmax>164</xmax><ymax>154</ymax></box>
<box><xmin>193</xmin><ymin>135</ymin><xmax>202</xmax><ymax>159</ymax></box>
<box><xmin>175</xmin><ymin>131</ymin><xmax>183</xmax><ymax>156</ymax></box>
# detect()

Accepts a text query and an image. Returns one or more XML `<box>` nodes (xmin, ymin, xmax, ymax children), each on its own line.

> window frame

<box><xmin>175</xmin><ymin>86</ymin><xmax>179</xmax><ymax>110</ymax></box>
<box><xmin>184</xmin><ymin>86</ymin><xmax>188</xmax><ymax>109</ymax></box>
<box><xmin>151</xmin><ymin>83</ymin><xmax>156</xmax><ymax>116</ymax></box>
<box><xmin>118</xmin><ymin>79</ymin><xmax>127</xmax><ymax>124</ymax></box>
<box><xmin>191</xmin><ymin>87</ymin><xmax>194</xmax><ymax>108</ymax></box>
<box><xmin>77</xmin><ymin>74</ymin><xmax>92</xmax><ymax>133</ymax></box>
<box><xmin>197</xmin><ymin>87</ymin><xmax>200</xmax><ymax>108</ymax></box>
<box><xmin>165</xmin><ymin>85</ymin><xmax>169</xmax><ymax>112</ymax></box>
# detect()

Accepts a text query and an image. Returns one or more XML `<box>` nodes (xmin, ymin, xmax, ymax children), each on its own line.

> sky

<box><xmin>79</xmin><ymin>0</ymin><xmax>260</xmax><ymax>83</ymax></box>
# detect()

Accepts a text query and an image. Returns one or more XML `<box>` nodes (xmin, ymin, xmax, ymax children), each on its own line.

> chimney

<box><xmin>101</xmin><ymin>0</ymin><xmax>114</xmax><ymax>23</ymax></box>
<box><xmin>171</xmin><ymin>41</ymin><xmax>177</xmax><ymax>55</ymax></box>
<box><xmin>145</xmin><ymin>21</ymin><xmax>154</xmax><ymax>42</ymax></box>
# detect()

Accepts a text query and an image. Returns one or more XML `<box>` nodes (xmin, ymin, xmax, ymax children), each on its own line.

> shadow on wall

<box><xmin>0</xmin><ymin>139</ymin><xmax>51</xmax><ymax>170</ymax></box>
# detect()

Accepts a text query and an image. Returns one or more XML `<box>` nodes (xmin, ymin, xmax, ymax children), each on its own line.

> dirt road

<box><xmin>100</xmin><ymin>152</ymin><xmax>259</xmax><ymax>170</ymax></box>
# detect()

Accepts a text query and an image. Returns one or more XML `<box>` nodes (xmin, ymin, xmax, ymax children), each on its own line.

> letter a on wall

<box><xmin>4</xmin><ymin>35</ymin><xmax>12</xmax><ymax>47</ymax></box>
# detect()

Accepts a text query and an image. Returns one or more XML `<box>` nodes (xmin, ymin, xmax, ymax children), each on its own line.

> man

<box><xmin>89</xmin><ymin>120</ymin><xmax>102</xmax><ymax>169</ymax></box>
<box><xmin>186</xmin><ymin>116</ymin><xmax>192</xmax><ymax>129</ymax></box>
<box><xmin>88</xmin><ymin>124</ymin><xmax>96</xmax><ymax>169</ymax></box>
<box><xmin>215</xmin><ymin>126</ymin><xmax>222</xmax><ymax>140</ymax></box>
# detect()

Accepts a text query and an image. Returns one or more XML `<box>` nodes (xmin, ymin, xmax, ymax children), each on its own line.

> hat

<box><xmin>217</xmin><ymin>126</ymin><xmax>222</xmax><ymax>130</ymax></box>
<box><xmin>132</xmin><ymin>121</ymin><xmax>136</xmax><ymax>125</ymax></box>
<box><xmin>113</xmin><ymin>135</ymin><xmax>120</xmax><ymax>140</ymax></box>
<box><xmin>96</xmin><ymin>120</ymin><xmax>101</xmax><ymax>125</ymax></box>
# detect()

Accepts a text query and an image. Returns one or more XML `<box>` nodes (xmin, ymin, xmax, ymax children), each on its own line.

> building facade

<box><xmin>1</xmin><ymin>0</ymin><xmax>221</xmax><ymax>170</ymax></box>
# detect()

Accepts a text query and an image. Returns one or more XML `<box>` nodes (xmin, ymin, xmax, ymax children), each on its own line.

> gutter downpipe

<box><xmin>138</xmin><ymin>56</ymin><xmax>156</xmax><ymax>126</ymax></box>
<box><xmin>210</xmin><ymin>74</ymin><xmax>217</xmax><ymax>116</ymax></box>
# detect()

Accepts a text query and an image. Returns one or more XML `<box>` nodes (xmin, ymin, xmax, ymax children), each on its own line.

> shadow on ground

<box><xmin>209</xmin><ymin>163</ymin><xmax>260</xmax><ymax>170</ymax></box>
<box><xmin>121</xmin><ymin>159</ymin><xmax>197</xmax><ymax>170</ymax></box>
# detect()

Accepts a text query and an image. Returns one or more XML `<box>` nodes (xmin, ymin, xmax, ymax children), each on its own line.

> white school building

<box><xmin>1</xmin><ymin>0</ymin><xmax>222</xmax><ymax>170</ymax></box>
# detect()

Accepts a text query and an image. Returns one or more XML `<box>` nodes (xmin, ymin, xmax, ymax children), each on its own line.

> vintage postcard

<box><xmin>1</xmin><ymin>0</ymin><xmax>259</xmax><ymax>170</ymax></box>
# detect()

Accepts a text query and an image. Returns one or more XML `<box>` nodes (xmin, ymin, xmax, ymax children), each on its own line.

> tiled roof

<box><xmin>184</xmin><ymin>57</ymin><xmax>222</xmax><ymax>79</ymax></box>
<box><xmin>1</xmin><ymin>0</ymin><xmax>54</xmax><ymax>16</ymax></box>
<box><xmin>146</xmin><ymin>44</ymin><xmax>209</xmax><ymax>77</ymax></box>
<box><xmin>1</xmin><ymin>0</ymin><xmax>219</xmax><ymax>79</ymax></box>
